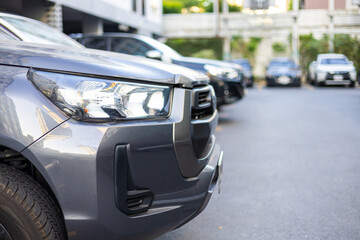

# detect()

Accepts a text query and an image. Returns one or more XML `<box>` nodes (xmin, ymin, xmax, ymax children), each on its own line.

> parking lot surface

<box><xmin>158</xmin><ymin>85</ymin><xmax>360</xmax><ymax>240</ymax></box>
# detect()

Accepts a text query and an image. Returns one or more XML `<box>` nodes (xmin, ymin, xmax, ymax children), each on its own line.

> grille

<box><xmin>326</xmin><ymin>72</ymin><xmax>350</xmax><ymax>80</ymax></box>
<box><xmin>191</xmin><ymin>86</ymin><xmax>215</xmax><ymax>119</ymax></box>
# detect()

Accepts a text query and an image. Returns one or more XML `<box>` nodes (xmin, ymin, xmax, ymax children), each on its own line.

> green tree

<box><xmin>231</xmin><ymin>36</ymin><xmax>262</xmax><ymax>65</ymax></box>
<box><xmin>272</xmin><ymin>42</ymin><xmax>287</xmax><ymax>53</ymax></box>
<box><xmin>204</xmin><ymin>0</ymin><xmax>242</xmax><ymax>12</ymax></box>
<box><xmin>191</xmin><ymin>49</ymin><xmax>217</xmax><ymax>59</ymax></box>
<box><xmin>166</xmin><ymin>38</ymin><xmax>224</xmax><ymax>60</ymax></box>
<box><xmin>333</xmin><ymin>34</ymin><xmax>360</xmax><ymax>72</ymax></box>
<box><xmin>163</xmin><ymin>0</ymin><xmax>184</xmax><ymax>14</ymax></box>
<box><xmin>299</xmin><ymin>34</ymin><xmax>329</xmax><ymax>72</ymax></box>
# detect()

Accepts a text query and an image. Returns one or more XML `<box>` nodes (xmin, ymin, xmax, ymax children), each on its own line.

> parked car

<box><xmin>229</xmin><ymin>58</ymin><xmax>254</xmax><ymax>87</ymax></box>
<box><xmin>76</xmin><ymin>33</ymin><xmax>246</xmax><ymax>106</ymax></box>
<box><xmin>0</xmin><ymin>22</ymin><xmax>223</xmax><ymax>240</ymax></box>
<box><xmin>266</xmin><ymin>58</ymin><xmax>301</xmax><ymax>87</ymax></box>
<box><xmin>308</xmin><ymin>53</ymin><xmax>357</xmax><ymax>87</ymax></box>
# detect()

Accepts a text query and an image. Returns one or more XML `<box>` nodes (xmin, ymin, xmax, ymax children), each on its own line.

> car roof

<box><xmin>270</xmin><ymin>57</ymin><xmax>293</xmax><ymax>62</ymax></box>
<box><xmin>318</xmin><ymin>53</ymin><xmax>346</xmax><ymax>59</ymax></box>
<box><xmin>80</xmin><ymin>32</ymin><xmax>148</xmax><ymax>40</ymax></box>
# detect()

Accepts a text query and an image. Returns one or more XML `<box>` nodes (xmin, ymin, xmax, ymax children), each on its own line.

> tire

<box><xmin>310</xmin><ymin>75</ymin><xmax>315</xmax><ymax>85</ymax></box>
<box><xmin>0</xmin><ymin>164</ymin><xmax>67</xmax><ymax>240</ymax></box>
<box><xmin>349</xmin><ymin>81</ymin><xmax>355</xmax><ymax>88</ymax></box>
<box><xmin>314</xmin><ymin>75</ymin><xmax>320</xmax><ymax>87</ymax></box>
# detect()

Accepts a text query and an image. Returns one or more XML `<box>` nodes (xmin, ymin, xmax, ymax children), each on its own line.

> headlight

<box><xmin>204</xmin><ymin>64</ymin><xmax>226</xmax><ymax>76</ymax></box>
<box><xmin>28</xmin><ymin>70</ymin><xmax>171</xmax><ymax>121</ymax></box>
<box><xmin>204</xmin><ymin>65</ymin><xmax>239</xmax><ymax>79</ymax></box>
<box><xmin>316</xmin><ymin>69</ymin><xmax>327</xmax><ymax>73</ymax></box>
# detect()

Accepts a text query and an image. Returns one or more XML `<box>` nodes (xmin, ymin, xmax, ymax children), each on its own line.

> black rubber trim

<box><xmin>114</xmin><ymin>145</ymin><xmax>154</xmax><ymax>215</ymax></box>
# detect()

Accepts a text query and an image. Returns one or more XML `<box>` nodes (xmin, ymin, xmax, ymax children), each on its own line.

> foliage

<box><xmin>299</xmin><ymin>34</ymin><xmax>329</xmax><ymax>72</ymax></box>
<box><xmin>272</xmin><ymin>42</ymin><xmax>287</xmax><ymax>53</ymax></box>
<box><xmin>190</xmin><ymin>49</ymin><xmax>217</xmax><ymax>59</ymax></box>
<box><xmin>163</xmin><ymin>0</ymin><xmax>242</xmax><ymax>14</ymax></box>
<box><xmin>231</xmin><ymin>36</ymin><xmax>262</xmax><ymax>65</ymax></box>
<box><xmin>288</xmin><ymin>0</ymin><xmax>293</xmax><ymax>11</ymax></box>
<box><xmin>204</xmin><ymin>1</ymin><xmax>242</xmax><ymax>12</ymax></box>
<box><xmin>165</xmin><ymin>38</ymin><xmax>223</xmax><ymax>60</ymax></box>
<box><xmin>333</xmin><ymin>34</ymin><xmax>360</xmax><ymax>72</ymax></box>
<box><xmin>163</xmin><ymin>0</ymin><xmax>184</xmax><ymax>14</ymax></box>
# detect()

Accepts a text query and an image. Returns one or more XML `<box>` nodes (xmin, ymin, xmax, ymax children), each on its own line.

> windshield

<box><xmin>1</xmin><ymin>16</ymin><xmax>83</xmax><ymax>48</ymax></box>
<box><xmin>320</xmin><ymin>58</ymin><xmax>348</xmax><ymax>65</ymax></box>
<box><xmin>141</xmin><ymin>36</ymin><xmax>183</xmax><ymax>60</ymax></box>
<box><xmin>269</xmin><ymin>61</ymin><xmax>296</xmax><ymax>68</ymax></box>
<box><xmin>239</xmin><ymin>63</ymin><xmax>251</xmax><ymax>69</ymax></box>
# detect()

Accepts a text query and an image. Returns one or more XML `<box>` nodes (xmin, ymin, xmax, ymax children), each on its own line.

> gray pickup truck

<box><xmin>0</xmin><ymin>40</ymin><xmax>223</xmax><ymax>240</ymax></box>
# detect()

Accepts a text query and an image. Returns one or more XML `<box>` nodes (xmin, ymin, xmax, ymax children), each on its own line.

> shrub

<box><xmin>272</xmin><ymin>42</ymin><xmax>287</xmax><ymax>53</ymax></box>
<box><xmin>190</xmin><ymin>49</ymin><xmax>217</xmax><ymax>59</ymax></box>
<box><xmin>165</xmin><ymin>38</ymin><xmax>223</xmax><ymax>59</ymax></box>
<box><xmin>163</xmin><ymin>0</ymin><xmax>184</xmax><ymax>14</ymax></box>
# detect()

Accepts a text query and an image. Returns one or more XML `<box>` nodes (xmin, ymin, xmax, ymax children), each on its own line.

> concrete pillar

<box><xmin>44</xmin><ymin>2</ymin><xmax>63</xmax><ymax>31</ymax></box>
<box><xmin>222</xmin><ymin>0</ymin><xmax>231</xmax><ymax>60</ymax></box>
<box><xmin>222</xmin><ymin>0</ymin><xmax>229</xmax><ymax>13</ymax></box>
<box><xmin>292</xmin><ymin>0</ymin><xmax>299</xmax><ymax>65</ymax></box>
<box><xmin>214</xmin><ymin>0</ymin><xmax>220</xmax><ymax>36</ymax></box>
<box><xmin>329</xmin><ymin>0</ymin><xmax>335</xmax><ymax>52</ymax></box>
<box><xmin>82</xmin><ymin>15</ymin><xmax>103</xmax><ymax>34</ymax></box>
<box><xmin>223</xmin><ymin>36</ymin><xmax>231</xmax><ymax>60</ymax></box>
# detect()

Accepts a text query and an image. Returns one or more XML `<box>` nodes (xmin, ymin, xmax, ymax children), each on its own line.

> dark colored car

<box><xmin>266</xmin><ymin>58</ymin><xmax>302</xmax><ymax>87</ymax></box>
<box><xmin>230</xmin><ymin>58</ymin><xmax>254</xmax><ymax>87</ymax></box>
<box><xmin>0</xmin><ymin>37</ymin><xmax>223</xmax><ymax>240</ymax></box>
<box><xmin>76</xmin><ymin>33</ymin><xmax>246</xmax><ymax>106</ymax></box>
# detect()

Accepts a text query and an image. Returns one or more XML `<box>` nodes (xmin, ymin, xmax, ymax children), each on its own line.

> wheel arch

<box><xmin>0</xmin><ymin>140</ymin><xmax>67</xmax><ymax>232</ymax></box>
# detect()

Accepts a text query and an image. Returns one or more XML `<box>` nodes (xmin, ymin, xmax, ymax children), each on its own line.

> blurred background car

<box><xmin>229</xmin><ymin>58</ymin><xmax>254</xmax><ymax>87</ymax></box>
<box><xmin>266</xmin><ymin>58</ymin><xmax>302</xmax><ymax>87</ymax></box>
<box><xmin>76</xmin><ymin>33</ymin><xmax>246</xmax><ymax>107</ymax></box>
<box><xmin>308</xmin><ymin>53</ymin><xmax>357</xmax><ymax>87</ymax></box>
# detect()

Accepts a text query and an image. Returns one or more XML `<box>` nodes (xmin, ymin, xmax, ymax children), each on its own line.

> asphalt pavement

<box><xmin>158</xmin><ymin>84</ymin><xmax>360</xmax><ymax>240</ymax></box>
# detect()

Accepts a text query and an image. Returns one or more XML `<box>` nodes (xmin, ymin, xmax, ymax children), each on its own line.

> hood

<box><xmin>0</xmin><ymin>41</ymin><xmax>209</xmax><ymax>88</ymax></box>
<box><xmin>182</xmin><ymin>57</ymin><xmax>240</xmax><ymax>68</ymax></box>
<box><xmin>318</xmin><ymin>64</ymin><xmax>355</xmax><ymax>72</ymax></box>
<box><xmin>173</xmin><ymin>56</ymin><xmax>241</xmax><ymax>72</ymax></box>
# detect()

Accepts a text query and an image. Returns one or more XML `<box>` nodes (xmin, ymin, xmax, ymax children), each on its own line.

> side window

<box><xmin>111</xmin><ymin>38</ymin><xmax>153</xmax><ymax>56</ymax></box>
<box><xmin>82</xmin><ymin>38</ymin><xmax>107</xmax><ymax>50</ymax></box>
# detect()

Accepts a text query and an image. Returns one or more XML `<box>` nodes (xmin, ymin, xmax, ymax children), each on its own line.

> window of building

<box><xmin>132</xmin><ymin>0</ymin><xmax>137</xmax><ymax>12</ymax></box>
<box><xmin>142</xmin><ymin>0</ymin><xmax>146</xmax><ymax>16</ymax></box>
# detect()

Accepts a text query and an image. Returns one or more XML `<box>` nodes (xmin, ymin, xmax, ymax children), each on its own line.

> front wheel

<box><xmin>0</xmin><ymin>164</ymin><xmax>67</xmax><ymax>240</ymax></box>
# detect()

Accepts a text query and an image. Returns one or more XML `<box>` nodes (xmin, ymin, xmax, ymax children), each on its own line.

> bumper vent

<box><xmin>326</xmin><ymin>72</ymin><xmax>350</xmax><ymax>80</ymax></box>
<box><xmin>191</xmin><ymin>86</ymin><xmax>216</xmax><ymax>119</ymax></box>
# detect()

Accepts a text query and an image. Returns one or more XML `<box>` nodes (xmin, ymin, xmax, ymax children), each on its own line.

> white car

<box><xmin>308</xmin><ymin>54</ymin><xmax>357</xmax><ymax>87</ymax></box>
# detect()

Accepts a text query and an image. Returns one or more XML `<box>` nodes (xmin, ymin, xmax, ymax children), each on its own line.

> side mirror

<box><xmin>145</xmin><ymin>50</ymin><xmax>162</xmax><ymax>61</ymax></box>
<box><xmin>350</xmin><ymin>61</ymin><xmax>354</xmax><ymax>65</ymax></box>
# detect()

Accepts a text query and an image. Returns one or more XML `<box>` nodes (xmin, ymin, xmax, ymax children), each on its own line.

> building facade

<box><xmin>0</xmin><ymin>0</ymin><xmax>163</xmax><ymax>36</ymax></box>
<box><xmin>302</xmin><ymin>0</ymin><xmax>357</xmax><ymax>10</ymax></box>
